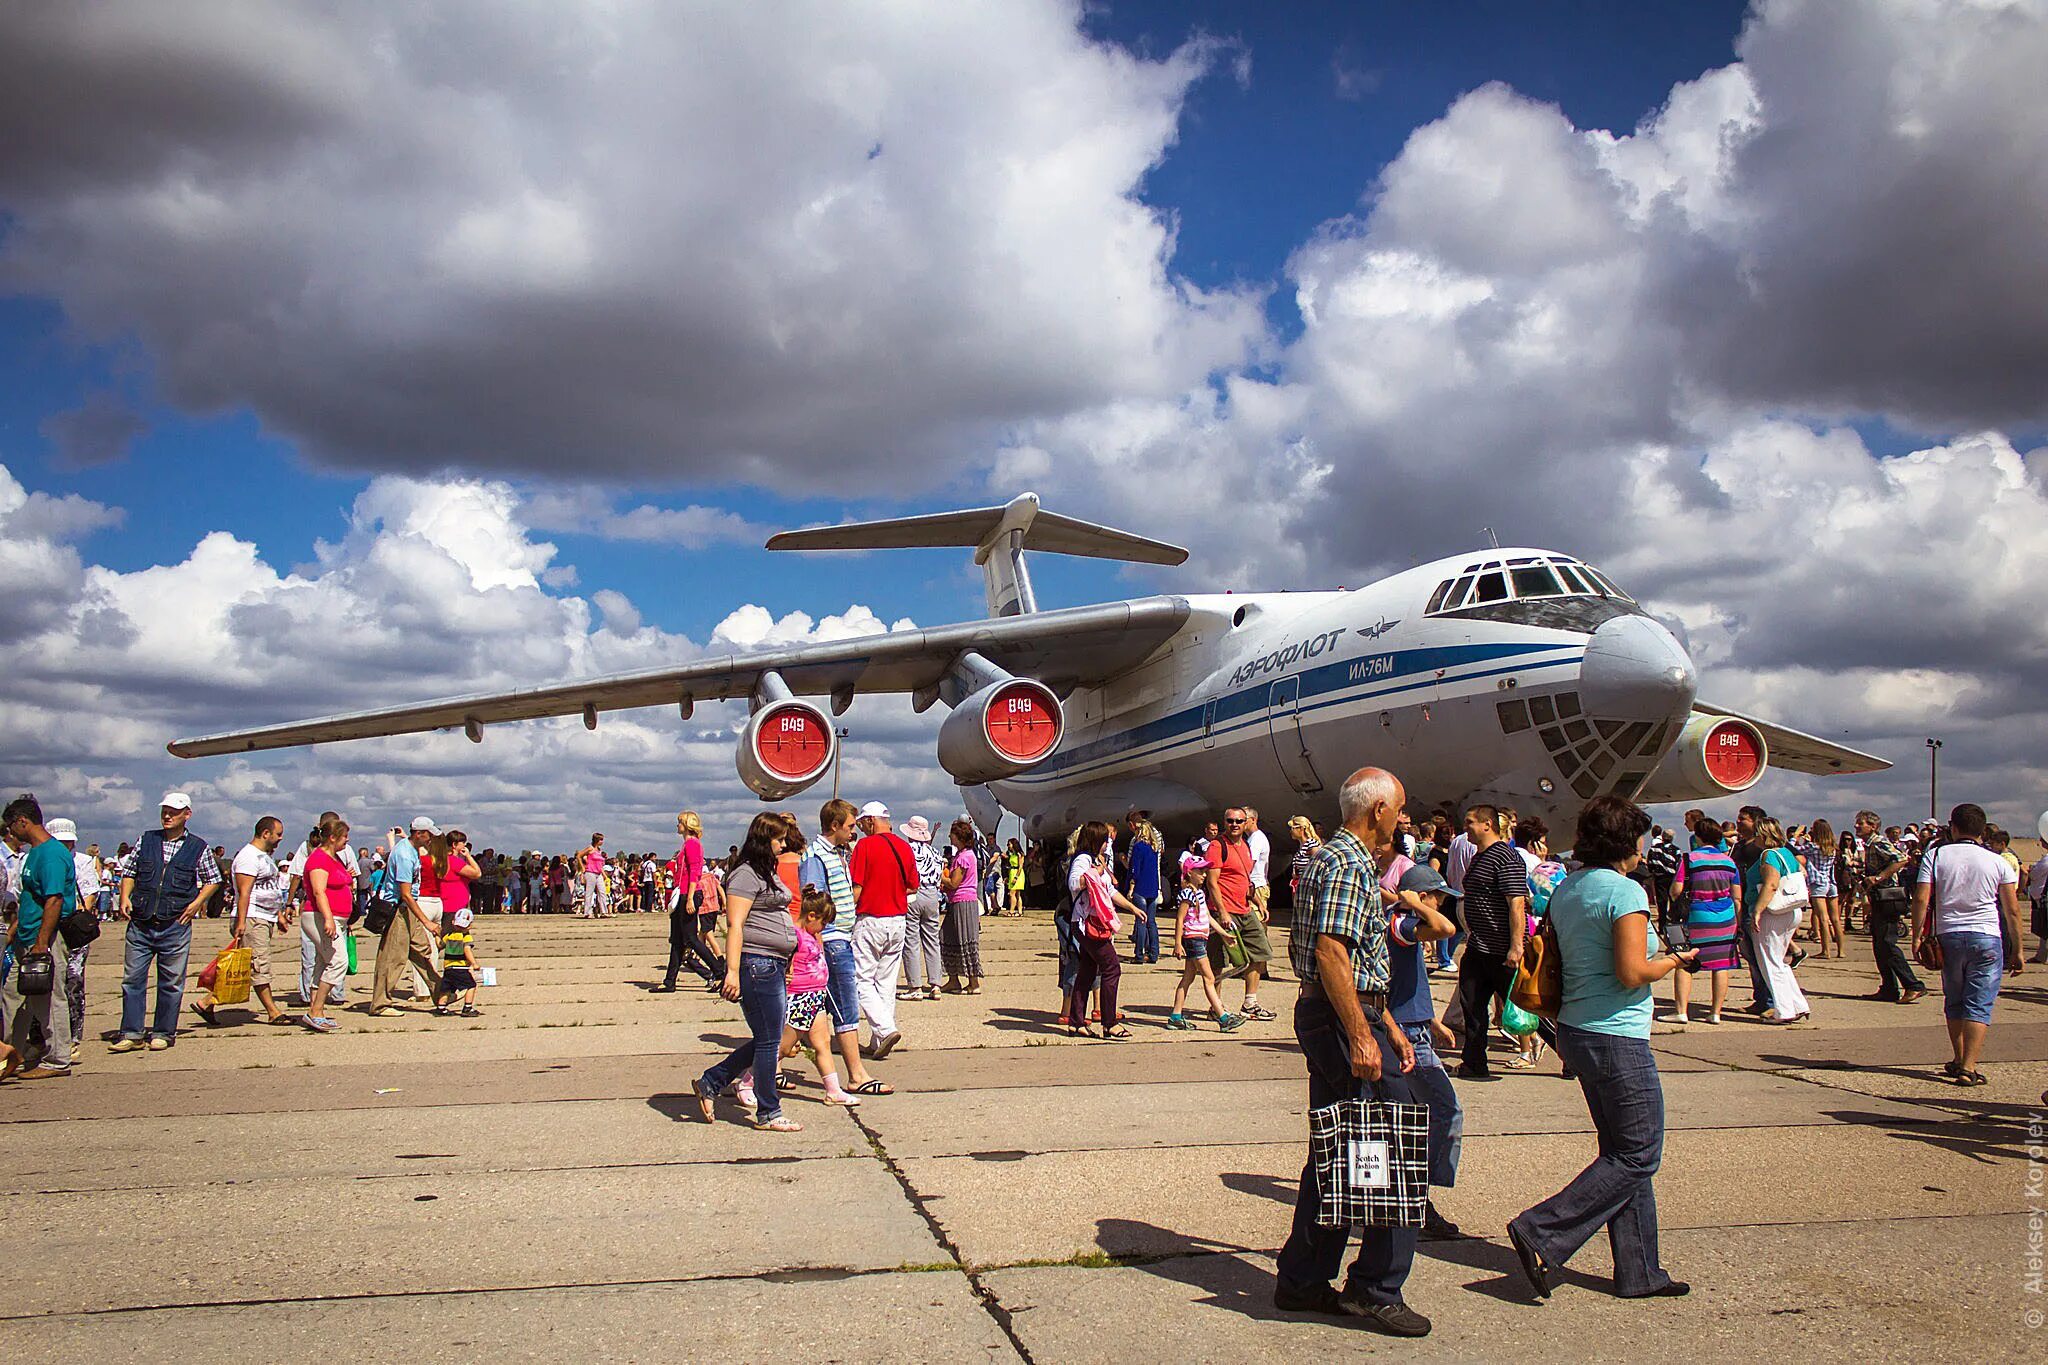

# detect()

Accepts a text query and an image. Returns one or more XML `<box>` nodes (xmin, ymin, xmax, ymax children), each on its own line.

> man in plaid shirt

<box><xmin>1273</xmin><ymin>766</ymin><xmax>1430</xmax><ymax>1338</ymax></box>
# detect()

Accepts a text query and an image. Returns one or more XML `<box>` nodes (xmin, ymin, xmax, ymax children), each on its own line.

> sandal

<box><xmin>190</xmin><ymin>1002</ymin><xmax>218</xmax><ymax>1027</ymax></box>
<box><xmin>1503</xmin><ymin>1055</ymin><xmax>1537</xmax><ymax>1070</ymax></box>
<box><xmin>1957</xmin><ymin>1070</ymin><xmax>1988</xmax><ymax>1087</ymax></box>
<box><xmin>693</xmin><ymin>1080</ymin><xmax>716</xmax><ymax>1123</ymax></box>
<box><xmin>753</xmin><ymin>1115</ymin><xmax>804</xmax><ymax>1132</ymax></box>
<box><xmin>1102</xmin><ymin>1026</ymin><xmax>1132</xmax><ymax>1040</ymax></box>
<box><xmin>264</xmin><ymin>1014</ymin><xmax>297</xmax><ymax>1025</ymax></box>
<box><xmin>850</xmin><ymin>1079</ymin><xmax>894</xmax><ymax>1096</ymax></box>
<box><xmin>1942</xmin><ymin>1060</ymin><xmax>1964</xmax><ymax>1078</ymax></box>
<box><xmin>776</xmin><ymin>1069</ymin><xmax>803</xmax><ymax>1090</ymax></box>
<box><xmin>1067</xmin><ymin>1024</ymin><xmax>1096</xmax><ymax>1039</ymax></box>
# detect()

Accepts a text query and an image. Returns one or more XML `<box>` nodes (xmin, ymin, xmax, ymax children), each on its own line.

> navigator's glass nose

<box><xmin>1578</xmin><ymin>615</ymin><xmax>1697</xmax><ymax>722</ymax></box>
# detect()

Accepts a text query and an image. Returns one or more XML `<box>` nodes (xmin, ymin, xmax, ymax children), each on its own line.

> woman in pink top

<box><xmin>575</xmin><ymin>833</ymin><xmax>608</xmax><ymax>917</ymax></box>
<box><xmin>940</xmin><ymin>817</ymin><xmax>985</xmax><ymax>995</ymax></box>
<box><xmin>301</xmin><ymin>816</ymin><xmax>353</xmax><ymax>1034</ymax></box>
<box><xmin>657</xmin><ymin>811</ymin><xmax>721</xmax><ymax>991</ymax></box>
<box><xmin>439</xmin><ymin>830</ymin><xmax>480</xmax><ymax>921</ymax></box>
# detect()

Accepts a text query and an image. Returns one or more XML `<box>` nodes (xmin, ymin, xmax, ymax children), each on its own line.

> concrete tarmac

<box><xmin>1</xmin><ymin>910</ymin><xmax>2041</xmax><ymax>1361</ymax></box>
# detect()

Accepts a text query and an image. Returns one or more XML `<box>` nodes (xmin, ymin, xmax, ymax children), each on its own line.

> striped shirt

<box><xmin>1675</xmin><ymin>845</ymin><xmax>1740</xmax><ymax>922</ymax></box>
<box><xmin>1288</xmin><ymin>828</ymin><xmax>1390</xmax><ymax>994</ymax></box>
<box><xmin>798</xmin><ymin>843</ymin><xmax>857</xmax><ymax>941</ymax></box>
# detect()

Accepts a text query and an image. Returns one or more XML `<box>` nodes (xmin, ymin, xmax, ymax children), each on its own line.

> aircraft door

<box><xmin>1266</xmin><ymin>677</ymin><xmax>1324</xmax><ymax>794</ymax></box>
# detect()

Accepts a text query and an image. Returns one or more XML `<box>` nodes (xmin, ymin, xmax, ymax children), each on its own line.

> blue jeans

<box><xmin>1399</xmin><ymin>1022</ymin><xmax>1463</xmax><ymax>1188</ymax></box>
<box><xmin>1130</xmin><ymin>896</ymin><xmax>1161</xmax><ymax>961</ymax></box>
<box><xmin>700</xmin><ymin>953</ymin><xmax>789</xmax><ymax>1122</ymax></box>
<box><xmin>1275</xmin><ymin>993</ymin><xmax>1419</xmax><ymax>1305</ymax></box>
<box><xmin>121</xmin><ymin>918</ymin><xmax>194</xmax><ymax>1042</ymax></box>
<box><xmin>822</xmin><ymin>935</ymin><xmax>859</xmax><ymax>1036</ymax></box>
<box><xmin>1056</xmin><ymin>913</ymin><xmax>1082</xmax><ymax>993</ymax></box>
<box><xmin>1938</xmin><ymin>931</ymin><xmax>2004</xmax><ymax>1023</ymax></box>
<box><xmin>1511</xmin><ymin>1024</ymin><xmax>1672</xmax><ymax>1296</ymax></box>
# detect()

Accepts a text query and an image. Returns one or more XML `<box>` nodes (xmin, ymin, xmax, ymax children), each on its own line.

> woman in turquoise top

<box><xmin>1509</xmin><ymin>797</ymin><xmax>1700</xmax><ymax>1303</ymax></box>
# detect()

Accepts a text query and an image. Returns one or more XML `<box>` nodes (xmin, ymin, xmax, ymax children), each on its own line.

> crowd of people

<box><xmin>1</xmin><ymin>776</ymin><xmax>2039</xmax><ymax>1339</ymax></box>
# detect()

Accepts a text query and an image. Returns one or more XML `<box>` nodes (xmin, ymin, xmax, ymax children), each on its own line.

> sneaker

<box><xmin>459</xmin><ymin>1004</ymin><xmax>481</xmax><ymax>1017</ymax></box>
<box><xmin>146</xmin><ymin>1036</ymin><xmax>173</xmax><ymax>1051</ymax></box>
<box><xmin>1217</xmin><ymin>1013</ymin><xmax>1245</xmax><ymax>1032</ymax></box>
<box><xmin>1347</xmin><ymin>1298</ymin><xmax>1432</xmax><ymax>1338</ymax></box>
<box><xmin>107</xmin><ymin>1037</ymin><xmax>145</xmax><ymax>1053</ymax></box>
<box><xmin>1242</xmin><ymin>1003</ymin><xmax>1277</xmax><ymax>1022</ymax></box>
<box><xmin>1164</xmin><ymin>1013</ymin><xmax>1195</xmax><ymax>1031</ymax></box>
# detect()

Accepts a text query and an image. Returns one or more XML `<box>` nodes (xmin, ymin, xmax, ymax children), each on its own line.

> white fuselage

<box><xmin>991</xmin><ymin>549</ymin><xmax>1699</xmax><ymax>839</ymax></box>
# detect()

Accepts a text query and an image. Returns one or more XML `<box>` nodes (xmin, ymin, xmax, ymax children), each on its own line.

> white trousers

<box><xmin>851</xmin><ymin>916</ymin><xmax>905</xmax><ymax>1038</ymax></box>
<box><xmin>1756</xmin><ymin>905</ymin><xmax>1810</xmax><ymax>1018</ymax></box>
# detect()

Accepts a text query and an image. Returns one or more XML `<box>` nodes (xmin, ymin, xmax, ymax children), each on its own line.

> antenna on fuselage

<box><xmin>1481</xmin><ymin>526</ymin><xmax>1501</xmax><ymax>550</ymax></box>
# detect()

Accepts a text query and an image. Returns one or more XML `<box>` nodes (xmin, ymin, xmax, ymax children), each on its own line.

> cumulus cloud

<box><xmin>0</xmin><ymin>0</ymin><xmax>1263</xmax><ymax>482</ymax></box>
<box><xmin>1002</xmin><ymin>0</ymin><xmax>2048</xmax><ymax>822</ymax></box>
<box><xmin>0</xmin><ymin>461</ymin><xmax>959</xmax><ymax>852</ymax></box>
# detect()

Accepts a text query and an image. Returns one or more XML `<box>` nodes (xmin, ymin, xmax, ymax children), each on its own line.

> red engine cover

<box><xmin>754</xmin><ymin>703</ymin><xmax>830</xmax><ymax>779</ymax></box>
<box><xmin>985</xmin><ymin>682</ymin><xmax>1061</xmax><ymax>763</ymax></box>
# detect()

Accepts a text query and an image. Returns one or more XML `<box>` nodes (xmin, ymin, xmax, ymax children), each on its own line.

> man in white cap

<box><xmin>48</xmin><ymin>817</ymin><xmax>97</xmax><ymax>1052</ymax></box>
<box><xmin>369</xmin><ymin>817</ymin><xmax>442</xmax><ymax>1015</ymax></box>
<box><xmin>849</xmin><ymin>801</ymin><xmax>915</xmax><ymax>1057</ymax></box>
<box><xmin>112</xmin><ymin>792</ymin><xmax>221</xmax><ymax>1052</ymax></box>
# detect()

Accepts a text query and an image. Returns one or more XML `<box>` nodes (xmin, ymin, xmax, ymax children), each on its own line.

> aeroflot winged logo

<box><xmin>1356</xmin><ymin>617</ymin><xmax>1402</xmax><ymax>641</ymax></box>
<box><xmin>1229</xmin><ymin>629</ymin><xmax>1347</xmax><ymax>687</ymax></box>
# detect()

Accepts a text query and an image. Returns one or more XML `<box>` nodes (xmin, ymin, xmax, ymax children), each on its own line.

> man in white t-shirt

<box><xmin>1912</xmin><ymin>803</ymin><xmax>2022</xmax><ymax>1086</ymax></box>
<box><xmin>232</xmin><ymin>817</ymin><xmax>292</xmax><ymax>1024</ymax></box>
<box><xmin>284</xmin><ymin>811</ymin><xmax>359</xmax><ymax>1006</ymax></box>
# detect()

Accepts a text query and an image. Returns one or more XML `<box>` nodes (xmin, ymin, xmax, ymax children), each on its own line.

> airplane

<box><xmin>169</xmin><ymin>492</ymin><xmax>1888</xmax><ymax>838</ymax></box>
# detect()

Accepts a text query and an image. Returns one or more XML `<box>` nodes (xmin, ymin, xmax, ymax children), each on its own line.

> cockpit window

<box><xmin>1426</xmin><ymin>556</ymin><xmax>1637</xmax><ymax>616</ymax></box>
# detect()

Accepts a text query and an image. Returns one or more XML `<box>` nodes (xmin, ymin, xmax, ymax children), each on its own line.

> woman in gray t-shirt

<box><xmin>695</xmin><ymin>814</ymin><xmax>800</xmax><ymax>1131</ymax></box>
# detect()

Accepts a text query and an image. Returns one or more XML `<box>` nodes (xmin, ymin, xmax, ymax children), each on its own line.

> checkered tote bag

<box><xmin>1308</xmin><ymin>1098</ymin><xmax>1431</xmax><ymax>1228</ymax></box>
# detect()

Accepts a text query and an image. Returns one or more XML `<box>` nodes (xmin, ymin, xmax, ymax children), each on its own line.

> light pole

<box><xmin>1925</xmin><ymin>737</ymin><xmax>1942</xmax><ymax>820</ymax></box>
<box><xmin>832</xmin><ymin>727</ymin><xmax>850</xmax><ymax>800</ymax></box>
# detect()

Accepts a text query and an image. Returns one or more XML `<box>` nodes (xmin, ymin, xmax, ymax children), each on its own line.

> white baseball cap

<box><xmin>47</xmin><ymin>817</ymin><xmax>77</xmax><ymax>841</ymax></box>
<box><xmin>160</xmin><ymin>792</ymin><xmax>193</xmax><ymax>812</ymax></box>
<box><xmin>858</xmin><ymin>801</ymin><xmax>890</xmax><ymax>820</ymax></box>
<box><xmin>411</xmin><ymin>816</ymin><xmax>441</xmax><ymax>834</ymax></box>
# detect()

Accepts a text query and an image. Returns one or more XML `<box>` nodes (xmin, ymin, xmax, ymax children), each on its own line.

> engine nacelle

<box><xmin>736</xmin><ymin>698</ymin><xmax>836</xmax><ymax>801</ymax></box>
<box><xmin>1635</xmin><ymin>713</ymin><xmax>1768</xmax><ymax>804</ymax></box>
<box><xmin>936</xmin><ymin>677</ymin><xmax>1064</xmax><ymax>785</ymax></box>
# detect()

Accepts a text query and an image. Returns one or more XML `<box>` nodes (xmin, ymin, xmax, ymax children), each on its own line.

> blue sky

<box><xmin>4</xmin><ymin>0</ymin><xmax>2044</xmax><ymax>848</ymax></box>
<box><xmin>2</xmin><ymin>0</ymin><xmax>1752</xmax><ymax>640</ymax></box>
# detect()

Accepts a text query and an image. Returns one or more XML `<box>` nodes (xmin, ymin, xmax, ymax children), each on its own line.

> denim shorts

<box><xmin>1938</xmin><ymin>931</ymin><xmax>2004</xmax><ymax>1024</ymax></box>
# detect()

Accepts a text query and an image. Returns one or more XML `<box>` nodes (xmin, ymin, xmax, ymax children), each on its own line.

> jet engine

<box><xmin>936</xmin><ymin>676</ymin><xmax>1064</xmax><ymax>785</ymax></box>
<box><xmin>1634</xmin><ymin>713</ymin><xmax>1768</xmax><ymax>804</ymax></box>
<box><xmin>736</xmin><ymin>695</ymin><xmax>836</xmax><ymax>801</ymax></box>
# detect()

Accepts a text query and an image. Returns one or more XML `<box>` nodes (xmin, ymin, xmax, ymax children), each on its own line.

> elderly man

<box><xmin>849</xmin><ymin>800</ymin><xmax>916</xmax><ymax>1059</ymax></box>
<box><xmin>113</xmin><ymin>792</ymin><xmax>221</xmax><ymax>1052</ymax></box>
<box><xmin>1273</xmin><ymin>767</ymin><xmax>1430</xmax><ymax>1338</ymax></box>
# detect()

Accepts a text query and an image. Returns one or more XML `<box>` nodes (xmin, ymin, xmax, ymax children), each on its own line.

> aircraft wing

<box><xmin>169</xmin><ymin>597</ymin><xmax>1191</xmax><ymax>758</ymax></box>
<box><xmin>1693</xmin><ymin>701</ymin><xmax>1892</xmax><ymax>775</ymax></box>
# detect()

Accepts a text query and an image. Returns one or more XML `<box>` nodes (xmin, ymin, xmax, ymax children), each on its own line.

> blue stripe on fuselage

<box><xmin>1014</xmin><ymin>640</ymin><xmax>1579</xmax><ymax>787</ymax></box>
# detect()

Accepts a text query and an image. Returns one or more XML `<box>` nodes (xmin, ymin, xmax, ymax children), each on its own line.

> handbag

<box><xmin>1510</xmin><ymin>918</ymin><xmax>1563</xmax><ymax>1020</ymax></box>
<box><xmin>1766</xmin><ymin>853</ymin><xmax>1810</xmax><ymax>915</ymax></box>
<box><xmin>1915</xmin><ymin>932</ymin><xmax>1944</xmax><ymax>972</ymax></box>
<box><xmin>58</xmin><ymin>900</ymin><xmax>102</xmax><ymax>951</ymax></box>
<box><xmin>1308</xmin><ymin>1096</ymin><xmax>1431</xmax><ymax>1228</ymax></box>
<box><xmin>15</xmin><ymin>949</ymin><xmax>55</xmax><ymax>997</ymax></box>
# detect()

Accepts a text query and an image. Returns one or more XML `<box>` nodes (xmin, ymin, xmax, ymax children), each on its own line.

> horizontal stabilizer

<box><xmin>767</xmin><ymin>491</ymin><xmax>1186</xmax><ymax>566</ymax></box>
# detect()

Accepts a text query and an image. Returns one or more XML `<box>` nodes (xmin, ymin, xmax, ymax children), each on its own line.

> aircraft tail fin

<box><xmin>766</xmin><ymin>491</ymin><xmax>1186</xmax><ymax>617</ymax></box>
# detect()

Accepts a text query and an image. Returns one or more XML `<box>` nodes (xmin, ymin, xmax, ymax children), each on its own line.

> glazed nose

<box><xmin>1579</xmin><ymin>615</ymin><xmax>1697</xmax><ymax>721</ymax></box>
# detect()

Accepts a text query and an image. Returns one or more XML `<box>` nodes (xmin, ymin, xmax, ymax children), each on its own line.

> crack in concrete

<box><xmin>848</xmin><ymin>1106</ymin><xmax>1037</xmax><ymax>1364</ymax></box>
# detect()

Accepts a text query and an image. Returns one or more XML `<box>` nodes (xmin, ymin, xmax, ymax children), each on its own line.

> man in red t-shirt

<box><xmin>849</xmin><ymin>801</ymin><xmax>916</xmax><ymax>1057</ymax></box>
<box><xmin>1205</xmin><ymin>807</ymin><xmax>1276</xmax><ymax>1020</ymax></box>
